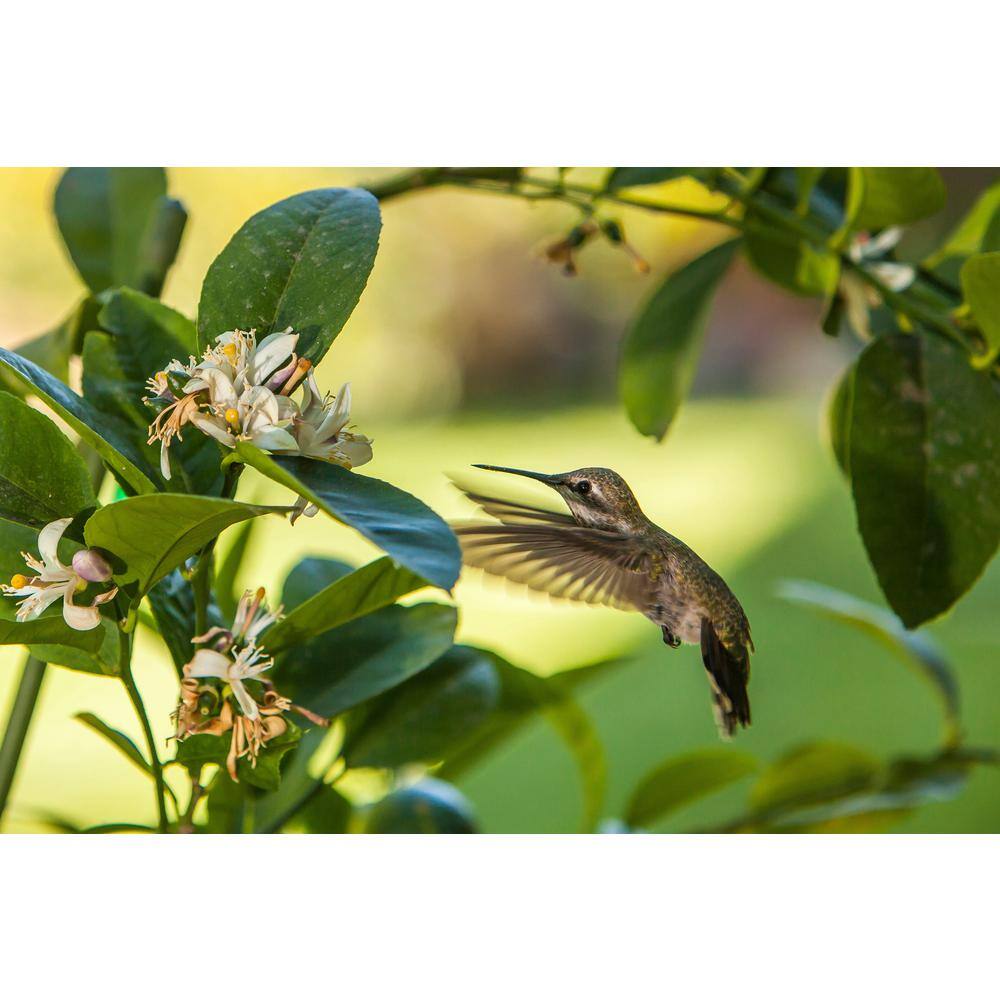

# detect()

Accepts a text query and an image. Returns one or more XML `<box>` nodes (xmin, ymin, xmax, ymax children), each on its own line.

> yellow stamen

<box><xmin>222</xmin><ymin>343</ymin><xmax>238</xmax><ymax>362</ymax></box>
<box><xmin>278</xmin><ymin>358</ymin><xmax>312</xmax><ymax>396</ymax></box>
<box><xmin>9</xmin><ymin>574</ymin><xmax>27</xmax><ymax>589</ymax></box>
<box><xmin>225</xmin><ymin>408</ymin><xmax>240</xmax><ymax>427</ymax></box>
<box><xmin>155</xmin><ymin>370</ymin><xmax>167</xmax><ymax>381</ymax></box>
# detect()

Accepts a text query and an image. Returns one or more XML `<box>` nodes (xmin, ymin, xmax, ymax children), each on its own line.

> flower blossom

<box><xmin>839</xmin><ymin>228</ymin><xmax>916</xmax><ymax>339</ymax></box>
<box><xmin>1</xmin><ymin>518</ymin><xmax>117</xmax><ymax>631</ymax></box>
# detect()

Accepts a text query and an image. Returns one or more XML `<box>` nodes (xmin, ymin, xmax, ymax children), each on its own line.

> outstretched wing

<box><xmin>699</xmin><ymin>617</ymin><xmax>751</xmax><ymax>738</ymax></box>
<box><xmin>453</xmin><ymin>483</ymin><xmax>660</xmax><ymax>612</ymax></box>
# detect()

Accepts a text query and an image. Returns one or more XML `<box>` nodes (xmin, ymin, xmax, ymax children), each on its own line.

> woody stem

<box><xmin>0</xmin><ymin>656</ymin><xmax>46</xmax><ymax>826</ymax></box>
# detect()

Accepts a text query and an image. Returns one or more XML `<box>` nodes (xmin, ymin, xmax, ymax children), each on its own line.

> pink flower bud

<box><xmin>72</xmin><ymin>549</ymin><xmax>113</xmax><ymax>583</ymax></box>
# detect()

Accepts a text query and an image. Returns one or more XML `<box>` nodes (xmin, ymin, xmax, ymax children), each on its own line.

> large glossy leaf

<box><xmin>438</xmin><ymin>652</ymin><xmax>608</xmax><ymax>833</ymax></box>
<box><xmin>343</xmin><ymin>645</ymin><xmax>502</xmax><ymax>769</ymax></box>
<box><xmin>925</xmin><ymin>180</ymin><xmax>1000</xmax><ymax>279</ymax></box>
<box><xmin>842</xmin><ymin>167</ymin><xmax>946</xmax><ymax>234</ymax></box>
<box><xmin>356</xmin><ymin>779</ymin><xmax>478</xmax><ymax>834</ymax></box>
<box><xmin>620</xmin><ymin>239</ymin><xmax>739</xmax><ymax>440</ymax></box>
<box><xmin>0</xmin><ymin>347</ymin><xmax>157</xmax><ymax>495</ymax></box>
<box><xmin>848</xmin><ymin>333</ymin><xmax>1000</xmax><ymax>627</ymax></box>
<box><xmin>281</xmin><ymin>556</ymin><xmax>354</xmax><ymax>609</ymax></box>
<box><xmin>625</xmin><ymin>748</ymin><xmax>758</xmax><ymax>829</ymax></box>
<box><xmin>265</xmin><ymin>555</ymin><xmax>429</xmax><ymax>654</ymax></box>
<box><xmin>960</xmin><ymin>252</ymin><xmax>1000</xmax><ymax>367</ymax></box>
<box><xmin>54</xmin><ymin>168</ymin><xmax>186</xmax><ymax>296</ymax></box>
<box><xmin>743</xmin><ymin>219</ymin><xmax>839</xmax><ymax>297</ymax></box>
<box><xmin>0</xmin><ymin>391</ymin><xmax>96</xmax><ymax>528</ymax></box>
<box><xmin>198</xmin><ymin>188</ymin><xmax>381</xmax><ymax>365</ymax></box>
<box><xmin>605</xmin><ymin>167</ymin><xmax>710</xmax><ymax>191</ymax></box>
<box><xmin>234</xmin><ymin>444</ymin><xmax>461</xmax><ymax>591</ymax></box>
<box><xmin>276</xmin><ymin>602</ymin><xmax>457</xmax><ymax>720</ymax></box>
<box><xmin>85</xmin><ymin>494</ymin><xmax>281</xmax><ymax>596</ymax></box>
<box><xmin>778</xmin><ymin>580</ymin><xmax>960</xmax><ymax>743</ymax></box>
<box><xmin>28</xmin><ymin>619</ymin><xmax>120</xmax><ymax>676</ymax></box>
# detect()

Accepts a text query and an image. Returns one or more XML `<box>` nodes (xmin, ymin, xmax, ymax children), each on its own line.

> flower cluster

<box><xmin>839</xmin><ymin>228</ymin><xmax>916</xmax><ymax>339</ymax></box>
<box><xmin>1</xmin><ymin>518</ymin><xmax>118</xmax><ymax>631</ymax></box>
<box><xmin>145</xmin><ymin>328</ymin><xmax>373</xmax><ymax>504</ymax></box>
<box><xmin>173</xmin><ymin>587</ymin><xmax>320</xmax><ymax>781</ymax></box>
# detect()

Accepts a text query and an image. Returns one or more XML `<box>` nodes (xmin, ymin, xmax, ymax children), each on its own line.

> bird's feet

<box><xmin>661</xmin><ymin>627</ymin><xmax>681</xmax><ymax>649</ymax></box>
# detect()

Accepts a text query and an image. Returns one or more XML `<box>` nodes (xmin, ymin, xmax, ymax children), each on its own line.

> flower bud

<box><xmin>71</xmin><ymin>548</ymin><xmax>114</xmax><ymax>583</ymax></box>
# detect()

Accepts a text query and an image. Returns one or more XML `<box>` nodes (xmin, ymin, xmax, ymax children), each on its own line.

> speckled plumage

<box><xmin>455</xmin><ymin>465</ymin><xmax>753</xmax><ymax>737</ymax></box>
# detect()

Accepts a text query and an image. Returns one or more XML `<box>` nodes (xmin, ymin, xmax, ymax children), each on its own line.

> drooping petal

<box><xmin>187</xmin><ymin>648</ymin><xmax>232</xmax><ymax>680</ymax></box>
<box><xmin>315</xmin><ymin>383</ymin><xmax>352</xmax><ymax>439</ymax></box>
<box><xmin>250</xmin><ymin>425</ymin><xmax>299</xmax><ymax>452</ymax></box>
<box><xmin>37</xmin><ymin>518</ymin><xmax>72</xmax><ymax>572</ymax></box>
<box><xmin>189</xmin><ymin>411</ymin><xmax>236</xmax><ymax>446</ymax></box>
<box><xmin>337</xmin><ymin>434</ymin><xmax>374</xmax><ymax>469</ymax></box>
<box><xmin>62</xmin><ymin>584</ymin><xmax>102</xmax><ymax>631</ymax></box>
<box><xmin>230</xmin><ymin>679</ymin><xmax>260</xmax><ymax>720</ymax></box>
<box><xmin>160</xmin><ymin>443</ymin><xmax>173</xmax><ymax>481</ymax></box>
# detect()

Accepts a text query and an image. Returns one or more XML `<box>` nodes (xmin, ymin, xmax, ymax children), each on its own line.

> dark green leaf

<box><xmin>960</xmin><ymin>252</ymin><xmax>1000</xmax><ymax>366</ymax></box>
<box><xmin>620</xmin><ymin>239</ymin><xmax>740</xmax><ymax>440</ymax></box>
<box><xmin>0</xmin><ymin>347</ymin><xmax>157</xmax><ymax>495</ymax></box>
<box><xmin>85</xmin><ymin>494</ymin><xmax>281</xmax><ymax>596</ymax></box>
<box><xmin>625</xmin><ymin>748</ymin><xmax>757</xmax><ymax>828</ymax></box>
<box><xmin>54</xmin><ymin>168</ymin><xmax>184</xmax><ymax>296</ymax></box>
<box><xmin>175</xmin><ymin>720</ymin><xmax>302</xmax><ymax>792</ymax></box>
<box><xmin>30</xmin><ymin>620</ymin><xmax>120</xmax><ymax>675</ymax></box>
<box><xmin>266</xmin><ymin>555</ymin><xmax>429</xmax><ymax>654</ymax></box>
<box><xmin>778</xmin><ymin>579</ymin><xmax>960</xmax><ymax>742</ymax></box>
<box><xmin>356</xmin><ymin>779</ymin><xmax>478</xmax><ymax>834</ymax></box>
<box><xmin>234</xmin><ymin>445</ymin><xmax>461</xmax><ymax>591</ymax></box>
<box><xmin>344</xmin><ymin>645</ymin><xmax>502</xmax><ymax>769</ymax></box>
<box><xmin>276</xmin><ymin>602</ymin><xmax>457</xmax><ymax>719</ymax></box>
<box><xmin>75</xmin><ymin>711</ymin><xmax>151</xmax><ymax>776</ymax></box>
<box><xmin>827</xmin><ymin>364</ymin><xmax>854</xmax><ymax>477</ymax></box>
<box><xmin>198</xmin><ymin>188</ymin><xmax>381</xmax><ymax>365</ymax></box>
<box><xmin>743</xmin><ymin>220</ymin><xmax>839</xmax><ymax>297</ymax></box>
<box><xmin>290</xmin><ymin>785</ymin><xmax>352</xmax><ymax>833</ymax></box>
<box><xmin>0</xmin><ymin>391</ymin><xmax>96</xmax><ymax>528</ymax></box>
<box><xmin>214</xmin><ymin>518</ymin><xmax>259</xmax><ymax>620</ymax></box>
<box><xmin>795</xmin><ymin>167</ymin><xmax>826</xmax><ymax>214</ymax></box>
<box><xmin>842</xmin><ymin>167</ymin><xmax>946</xmax><ymax>234</ymax></box>
<box><xmin>281</xmin><ymin>556</ymin><xmax>354</xmax><ymax>610</ymax></box>
<box><xmin>146</xmin><ymin>569</ymin><xmax>222</xmax><ymax>672</ymax></box>
<box><xmin>0</xmin><ymin>615</ymin><xmax>108</xmax><ymax>653</ymax></box>
<box><xmin>848</xmin><ymin>333</ymin><xmax>1000</xmax><ymax>627</ymax></box>
<box><xmin>925</xmin><ymin>180</ymin><xmax>1000</xmax><ymax>274</ymax></box>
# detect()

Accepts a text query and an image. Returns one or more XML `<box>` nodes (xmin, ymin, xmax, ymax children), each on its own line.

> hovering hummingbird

<box><xmin>454</xmin><ymin>465</ymin><xmax>753</xmax><ymax>737</ymax></box>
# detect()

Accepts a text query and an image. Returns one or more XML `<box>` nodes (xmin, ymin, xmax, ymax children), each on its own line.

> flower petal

<box><xmin>189</xmin><ymin>411</ymin><xmax>236</xmax><ymax>446</ymax></box>
<box><xmin>37</xmin><ymin>518</ymin><xmax>72</xmax><ymax>571</ymax></box>
<box><xmin>250</xmin><ymin>425</ymin><xmax>299</xmax><ymax>452</ymax></box>
<box><xmin>199</xmin><ymin>367</ymin><xmax>240</xmax><ymax>410</ymax></box>
<box><xmin>62</xmin><ymin>585</ymin><xmax>102</xmax><ymax>631</ymax></box>
<box><xmin>230</xmin><ymin>679</ymin><xmax>260</xmax><ymax>720</ymax></box>
<box><xmin>248</xmin><ymin>332</ymin><xmax>298</xmax><ymax>385</ymax></box>
<box><xmin>338</xmin><ymin>435</ymin><xmax>373</xmax><ymax>469</ymax></box>
<box><xmin>187</xmin><ymin>648</ymin><xmax>232</xmax><ymax>680</ymax></box>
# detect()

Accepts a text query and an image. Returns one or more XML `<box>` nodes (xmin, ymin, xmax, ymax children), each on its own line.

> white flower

<box><xmin>1</xmin><ymin>518</ymin><xmax>118</xmax><ymax>631</ymax></box>
<box><xmin>294</xmin><ymin>375</ymin><xmax>373</xmax><ymax>468</ymax></box>
<box><xmin>187</xmin><ymin>642</ymin><xmax>274</xmax><ymax>720</ymax></box>
<box><xmin>840</xmin><ymin>228</ymin><xmax>916</xmax><ymax>339</ymax></box>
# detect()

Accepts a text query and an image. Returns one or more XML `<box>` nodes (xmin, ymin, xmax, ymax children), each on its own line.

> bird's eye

<box><xmin>574</xmin><ymin>480</ymin><xmax>592</xmax><ymax>495</ymax></box>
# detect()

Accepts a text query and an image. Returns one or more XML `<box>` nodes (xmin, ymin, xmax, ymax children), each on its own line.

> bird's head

<box><xmin>472</xmin><ymin>465</ymin><xmax>646</xmax><ymax>530</ymax></box>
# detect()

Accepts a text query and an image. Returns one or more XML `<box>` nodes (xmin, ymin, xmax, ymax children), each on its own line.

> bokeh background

<box><xmin>1</xmin><ymin>167</ymin><xmax>998</xmax><ymax>832</ymax></box>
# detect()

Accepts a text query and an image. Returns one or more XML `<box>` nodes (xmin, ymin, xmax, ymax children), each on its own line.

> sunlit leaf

<box><xmin>743</xmin><ymin>220</ymin><xmax>839</xmax><ymax>297</ymax></box>
<box><xmin>841</xmin><ymin>167</ymin><xmax>946</xmax><ymax>234</ymax></box>
<box><xmin>620</xmin><ymin>239</ymin><xmax>739</xmax><ymax>440</ymax></box>
<box><xmin>625</xmin><ymin>748</ymin><xmax>757</xmax><ymax>829</ymax></box>
<box><xmin>925</xmin><ymin>179</ymin><xmax>1000</xmax><ymax>273</ymax></box>
<box><xmin>848</xmin><ymin>333</ymin><xmax>1000</xmax><ymax>627</ymax></box>
<box><xmin>281</xmin><ymin>556</ymin><xmax>354</xmax><ymax>610</ymax></box>
<box><xmin>198</xmin><ymin>188</ymin><xmax>381</xmax><ymax>365</ymax></box>
<box><xmin>234</xmin><ymin>444</ymin><xmax>461</xmax><ymax>591</ymax></box>
<box><xmin>960</xmin><ymin>252</ymin><xmax>1000</xmax><ymax>367</ymax></box>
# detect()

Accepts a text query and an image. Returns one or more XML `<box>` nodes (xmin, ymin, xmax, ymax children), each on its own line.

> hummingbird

<box><xmin>454</xmin><ymin>465</ymin><xmax>753</xmax><ymax>737</ymax></box>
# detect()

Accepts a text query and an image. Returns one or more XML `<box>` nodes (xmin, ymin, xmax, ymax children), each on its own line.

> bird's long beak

<box><xmin>472</xmin><ymin>464</ymin><xmax>562</xmax><ymax>485</ymax></box>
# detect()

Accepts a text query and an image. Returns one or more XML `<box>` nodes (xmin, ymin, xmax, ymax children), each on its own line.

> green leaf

<box><xmin>0</xmin><ymin>615</ymin><xmax>107</xmax><ymax>653</ymax></box>
<box><xmin>605</xmin><ymin>167</ymin><xmax>709</xmax><ymax>191</ymax></box>
<box><xmin>750</xmin><ymin>741</ymin><xmax>882</xmax><ymax>816</ymax></box>
<box><xmin>842</xmin><ymin>167</ymin><xmax>946</xmax><ymax>234</ymax></box>
<box><xmin>827</xmin><ymin>364</ymin><xmax>854</xmax><ymax>478</ymax></box>
<box><xmin>234</xmin><ymin>445</ymin><xmax>461</xmax><ymax>591</ymax></box>
<box><xmin>356</xmin><ymin>779</ymin><xmax>478</xmax><ymax>834</ymax></box>
<box><xmin>176</xmin><ymin>720</ymin><xmax>302</xmax><ymax>791</ymax></box>
<box><xmin>290</xmin><ymin>785</ymin><xmax>352</xmax><ymax>833</ymax></box>
<box><xmin>438</xmin><ymin>652</ymin><xmax>608</xmax><ymax>833</ymax></box>
<box><xmin>29</xmin><ymin>620</ymin><xmax>120</xmax><ymax>675</ymax></box>
<box><xmin>0</xmin><ymin>391</ymin><xmax>96</xmax><ymax>528</ymax></box>
<box><xmin>281</xmin><ymin>556</ymin><xmax>354</xmax><ymax>609</ymax></box>
<box><xmin>214</xmin><ymin>518</ymin><xmax>259</xmax><ymax>620</ymax></box>
<box><xmin>960</xmin><ymin>252</ymin><xmax>1000</xmax><ymax>366</ymax></box>
<box><xmin>777</xmin><ymin>579</ymin><xmax>960</xmax><ymax>743</ymax></box>
<box><xmin>10</xmin><ymin>297</ymin><xmax>101</xmax><ymax>387</ymax></box>
<box><xmin>146</xmin><ymin>569</ymin><xmax>222</xmax><ymax>672</ymax></box>
<box><xmin>75</xmin><ymin>712</ymin><xmax>151</xmax><ymax>776</ymax></box>
<box><xmin>276</xmin><ymin>602</ymin><xmax>457</xmax><ymax>720</ymax></box>
<box><xmin>84</xmin><ymin>494</ymin><xmax>281</xmax><ymax>596</ymax></box>
<box><xmin>925</xmin><ymin>180</ymin><xmax>1000</xmax><ymax>272</ymax></box>
<box><xmin>266</xmin><ymin>555</ymin><xmax>429</xmax><ymax>654</ymax></box>
<box><xmin>54</xmin><ymin>168</ymin><xmax>185</xmax><ymax>296</ymax></box>
<box><xmin>619</xmin><ymin>239</ymin><xmax>740</xmax><ymax>440</ymax></box>
<box><xmin>0</xmin><ymin>347</ymin><xmax>157</xmax><ymax>495</ymax></box>
<box><xmin>625</xmin><ymin>748</ymin><xmax>758</xmax><ymax>829</ymax></box>
<box><xmin>795</xmin><ymin>167</ymin><xmax>826</xmax><ymax>214</ymax></box>
<box><xmin>343</xmin><ymin>645</ymin><xmax>502</xmax><ymax>769</ymax></box>
<box><xmin>848</xmin><ymin>333</ymin><xmax>1000</xmax><ymax>627</ymax></box>
<box><xmin>198</xmin><ymin>188</ymin><xmax>381</xmax><ymax>365</ymax></box>
<box><xmin>743</xmin><ymin>221</ymin><xmax>839</xmax><ymax>297</ymax></box>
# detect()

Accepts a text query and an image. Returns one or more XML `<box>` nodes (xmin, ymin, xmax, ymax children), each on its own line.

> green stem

<box><xmin>0</xmin><ymin>655</ymin><xmax>46</xmax><ymax>825</ymax></box>
<box><xmin>119</xmin><ymin>630</ymin><xmax>169</xmax><ymax>833</ymax></box>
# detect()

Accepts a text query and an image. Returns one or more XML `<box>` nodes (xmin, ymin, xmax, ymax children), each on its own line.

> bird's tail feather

<box><xmin>699</xmin><ymin>618</ymin><xmax>751</xmax><ymax>739</ymax></box>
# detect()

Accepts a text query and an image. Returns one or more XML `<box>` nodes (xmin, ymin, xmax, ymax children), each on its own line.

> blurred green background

<box><xmin>1</xmin><ymin>168</ymin><xmax>998</xmax><ymax>833</ymax></box>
